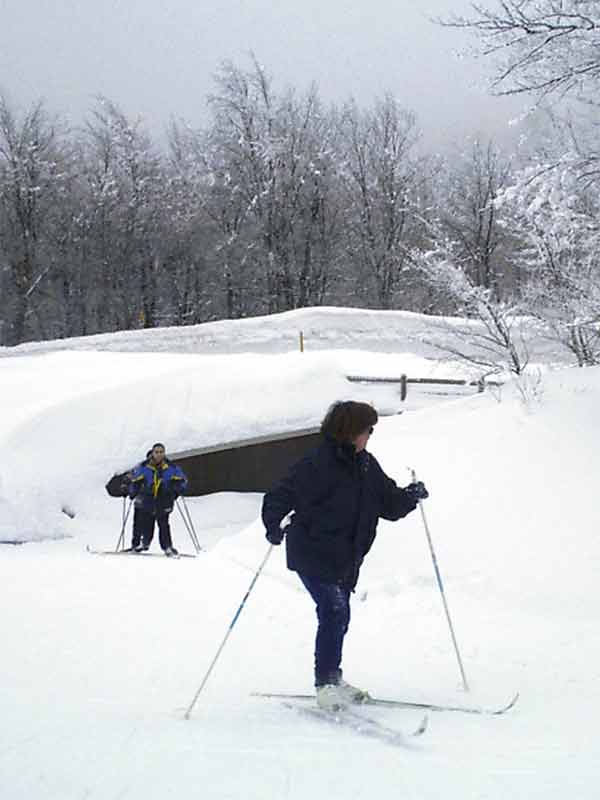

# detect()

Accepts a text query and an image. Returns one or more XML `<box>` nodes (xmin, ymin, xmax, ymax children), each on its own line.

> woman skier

<box><xmin>262</xmin><ymin>401</ymin><xmax>428</xmax><ymax>710</ymax></box>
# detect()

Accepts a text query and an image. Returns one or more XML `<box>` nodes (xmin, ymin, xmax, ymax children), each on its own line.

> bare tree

<box><xmin>164</xmin><ymin>123</ymin><xmax>216</xmax><ymax>324</ymax></box>
<box><xmin>172</xmin><ymin>117</ymin><xmax>258</xmax><ymax>319</ymax></box>
<box><xmin>208</xmin><ymin>58</ymin><xmax>342</xmax><ymax>314</ymax></box>
<box><xmin>442</xmin><ymin>1</ymin><xmax>600</xmax><ymax>103</ymax></box>
<box><xmin>44</xmin><ymin>143</ymin><xmax>89</xmax><ymax>339</ymax></box>
<box><xmin>340</xmin><ymin>95</ymin><xmax>427</xmax><ymax>308</ymax></box>
<box><xmin>0</xmin><ymin>97</ymin><xmax>70</xmax><ymax>344</ymax></box>
<box><xmin>83</xmin><ymin>98</ymin><xmax>165</xmax><ymax>330</ymax></box>
<box><xmin>434</xmin><ymin>138</ymin><xmax>516</xmax><ymax>296</ymax></box>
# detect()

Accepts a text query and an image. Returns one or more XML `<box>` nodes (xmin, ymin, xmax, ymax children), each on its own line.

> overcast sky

<box><xmin>0</xmin><ymin>0</ymin><xmax>528</xmax><ymax>148</ymax></box>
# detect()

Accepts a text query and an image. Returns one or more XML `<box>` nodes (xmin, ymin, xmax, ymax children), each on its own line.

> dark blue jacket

<box><xmin>262</xmin><ymin>437</ymin><xmax>417</xmax><ymax>589</ymax></box>
<box><xmin>129</xmin><ymin>458</ymin><xmax>187</xmax><ymax>514</ymax></box>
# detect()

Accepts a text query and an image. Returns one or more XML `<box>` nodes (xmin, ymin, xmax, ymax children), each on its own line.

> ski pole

<box><xmin>184</xmin><ymin>545</ymin><xmax>274</xmax><ymax>719</ymax></box>
<box><xmin>411</xmin><ymin>468</ymin><xmax>470</xmax><ymax>692</ymax></box>
<box><xmin>176</xmin><ymin>497</ymin><xmax>202</xmax><ymax>553</ymax></box>
<box><xmin>115</xmin><ymin>497</ymin><xmax>134</xmax><ymax>552</ymax></box>
<box><xmin>175</xmin><ymin>497</ymin><xmax>202</xmax><ymax>553</ymax></box>
<box><xmin>183</xmin><ymin>497</ymin><xmax>202</xmax><ymax>549</ymax></box>
<box><xmin>175</xmin><ymin>499</ymin><xmax>196</xmax><ymax>551</ymax></box>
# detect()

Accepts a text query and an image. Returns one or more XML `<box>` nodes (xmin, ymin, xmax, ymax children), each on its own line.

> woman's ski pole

<box><xmin>184</xmin><ymin>545</ymin><xmax>274</xmax><ymax>719</ymax></box>
<box><xmin>411</xmin><ymin>468</ymin><xmax>469</xmax><ymax>692</ymax></box>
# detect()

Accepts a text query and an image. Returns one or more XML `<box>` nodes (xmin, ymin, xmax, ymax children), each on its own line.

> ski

<box><xmin>86</xmin><ymin>545</ymin><xmax>196</xmax><ymax>559</ymax></box>
<box><xmin>281</xmin><ymin>701</ymin><xmax>428</xmax><ymax>747</ymax></box>
<box><xmin>253</xmin><ymin>690</ymin><xmax>519</xmax><ymax>716</ymax></box>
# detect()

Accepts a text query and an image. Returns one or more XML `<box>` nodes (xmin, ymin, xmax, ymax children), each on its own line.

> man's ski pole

<box><xmin>184</xmin><ymin>544</ymin><xmax>274</xmax><ymax>719</ymax></box>
<box><xmin>176</xmin><ymin>497</ymin><xmax>202</xmax><ymax>553</ymax></box>
<box><xmin>411</xmin><ymin>468</ymin><xmax>469</xmax><ymax>692</ymax></box>
<box><xmin>181</xmin><ymin>497</ymin><xmax>202</xmax><ymax>551</ymax></box>
<box><xmin>115</xmin><ymin>497</ymin><xmax>133</xmax><ymax>552</ymax></box>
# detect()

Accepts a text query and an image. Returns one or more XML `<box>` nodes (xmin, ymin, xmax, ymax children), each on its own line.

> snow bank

<box><xmin>0</xmin><ymin>349</ymin><xmax>402</xmax><ymax>542</ymax></box>
<box><xmin>1</xmin><ymin>305</ymin><xmax>569</xmax><ymax>365</ymax></box>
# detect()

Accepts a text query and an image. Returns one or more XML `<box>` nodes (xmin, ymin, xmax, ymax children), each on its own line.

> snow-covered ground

<box><xmin>2</xmin><ymin>308</ymin><xmax>598</xmax><ymax>799</ymax></box>
<box><xmin>0</xmin><ymin>306</ymin><xmax>567</xmax><ymax>365</ymax></box>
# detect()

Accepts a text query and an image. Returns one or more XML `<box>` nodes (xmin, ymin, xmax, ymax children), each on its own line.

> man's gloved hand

<box><xmin>405</xmin><ymin>480</ymin><xmax>429</xmax><ymax>502</ymax></box>
<box><xmin>266</xmin><ymin>527</ymin><xmax>285</xmax><ymax>545</ymax></box>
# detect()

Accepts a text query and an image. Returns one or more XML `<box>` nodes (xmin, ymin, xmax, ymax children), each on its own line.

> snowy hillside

<box><xmin>2</xmin><ymin>310</ymin><xmax>599</xmax><ymax>799</ymax></box>
<box><xmin>0</xmin><ymin>305</ymin><xmax>568</xmax><ymax>365</ymax></box>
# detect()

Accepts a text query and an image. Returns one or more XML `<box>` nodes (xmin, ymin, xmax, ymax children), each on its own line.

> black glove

<box><xmin>405</xmin><ymin>480</ymin><xmax>429</xmax><ymax>502</ymax></box>
<box><xmin>266</xmin><ymin>527</ymin><xmax>284</xmax><ymax>545</ymax></box>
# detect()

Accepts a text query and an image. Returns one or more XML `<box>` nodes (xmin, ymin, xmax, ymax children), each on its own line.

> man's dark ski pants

<box><xmin>132</xmin><ymin>507</ymin><xmax>174</xmax><ymax>550</ymax></box>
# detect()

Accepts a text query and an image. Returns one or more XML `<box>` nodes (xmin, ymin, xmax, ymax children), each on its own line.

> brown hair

<box><xmin>320</xmin><ymin>401</ymin><xmax>378</xmax><ymax>443</ymax></box>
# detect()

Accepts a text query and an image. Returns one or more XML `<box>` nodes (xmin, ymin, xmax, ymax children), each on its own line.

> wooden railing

<box><xmin>346</xmin><ymin>374</ymin><xmax>502</xmax><ymax>401</ymax></box>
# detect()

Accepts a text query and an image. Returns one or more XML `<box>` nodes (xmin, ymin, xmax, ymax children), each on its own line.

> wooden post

<box><xmin>400</xmin><ymin>374</ymin><xmax>407</xmax><ymax>402</ymax></box>
<box><xmin>299</xmin><ymin>331</ymin><xmax>304</xmax><ymax>352</ymax></box>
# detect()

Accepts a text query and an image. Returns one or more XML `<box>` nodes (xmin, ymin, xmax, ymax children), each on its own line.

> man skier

<box><xmin>128</xmin><ymin>443</ymin><xmax>188</xmax><ymax>556</ymax></box>
<box><xmin>262</xmin><ymin>401</ymin><xmax>428</xmax><ymax>711</ymax></box>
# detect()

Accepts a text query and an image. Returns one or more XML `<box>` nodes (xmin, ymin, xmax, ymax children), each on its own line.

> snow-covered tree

<box><xmin>207</xmin><ymin>58</ymin><xmax>342</xmax><ymax>314</ymax></box>
<box><xmin>443</xmin><ymin>1</ymin><xmax>600</xmax><ymax>103</ymax></box>
<box><xmin>415</xmin><ymin>241</ymin><xmax>531</xmax><ymax>375</ymax></box>
<box><xmin>0</xmin><ymin>97</ymin><xmax>72</xmax><ymax>344</ymax></box>
<box><xmin>496</xmin><ymin>155</ymin><xmax>600</xmax><ymax>364</ymax></box>
<box><xmin>434</xmin><ymin>138</ymin><xmax>515</xmax><ymax>295</ymax></box>
<box><xmin>83</xmin><ymin>98</ymin><xmax>165</xmax><ymax>330</ymax></box>
<box><xmin>164</xmin><ymin>122</ymin><xmax>217</xmax><ymax>324</ymax></box>
<box><xmin>339</xmin><ymin>95</ymin><xmax>428</xmax><ymax>308</ymax></box>
<box><xmin>408</xmin><ymin>137</ymin><xmax>531</xmax><ymax>373</ymax></box>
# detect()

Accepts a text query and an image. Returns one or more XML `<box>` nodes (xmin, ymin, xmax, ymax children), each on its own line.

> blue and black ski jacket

<box><xmin>129</xmin><ymin>458</ymin><xmax>188</xmax><ymax>514</ymax></box>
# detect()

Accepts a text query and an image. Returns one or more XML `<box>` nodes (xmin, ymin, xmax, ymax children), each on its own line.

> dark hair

<box><xmin>151</xmin><ymin>442</ymin><xmax>166</xmax><ymax>450</ymax></box>
<box><xmin>320</xmin><ymin>401</ymin><xmax>378</xmax><ymax>443</ymax></box>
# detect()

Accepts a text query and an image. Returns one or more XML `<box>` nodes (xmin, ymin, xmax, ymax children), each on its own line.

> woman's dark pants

<box><xmin>298</xmin><ymin>573</ymin><xmax>351</xmax><ymax>687</ymax></box>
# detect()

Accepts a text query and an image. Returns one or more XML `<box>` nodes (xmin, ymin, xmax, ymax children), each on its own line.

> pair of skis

<box><xmin>282</xmin><ymin>701</ymin><xmax>429</xmax><ymax>747</ymax></box>
<box><xmin>86</xmin><ymin>545</ymin><xmax>196</xmax><ymax>559</ymax></box>
<box><xmin>254</xmin><ymin>690</ymin><xmax>519</xmax><ymax>747</ymax></box>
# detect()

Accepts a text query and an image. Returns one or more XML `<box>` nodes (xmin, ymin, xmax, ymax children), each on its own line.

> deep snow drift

<box><xmin>0</xmin><ymin>348</ymin><xmax>456</xmax><ymax>543</ymax></box>
<box><xmin>1</xmin><ymin>309</ymin><xmax>599</xmax><ymax>799</ymax></box>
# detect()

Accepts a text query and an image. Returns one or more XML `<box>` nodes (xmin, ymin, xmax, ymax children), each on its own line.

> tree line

<box><xmin>1</xmin><ymin>37</ymin><xmax>600</xmax><ymax>368</ymax></box>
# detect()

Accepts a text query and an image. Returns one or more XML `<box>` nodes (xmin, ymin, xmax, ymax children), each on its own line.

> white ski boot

<box><xmin>337</xmin><ymin>678</ymin><xmax>371</xmax><ymax>704</ymax></box>
<box><xmin>316</xmin><ymin>684</ymin><xmax>348</xmax><ymax>712</ymax></box>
